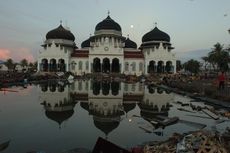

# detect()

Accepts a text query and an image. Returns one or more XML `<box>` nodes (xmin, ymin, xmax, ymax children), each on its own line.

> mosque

<box><xmin>37</xmin><ymin>13</ymin><xmax>176</xmax><ymax>76</ymax></box>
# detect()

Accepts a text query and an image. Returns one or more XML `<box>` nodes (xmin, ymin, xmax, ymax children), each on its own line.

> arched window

<box><xmin>125</xmin><ymin>62</ymin><xmax>129</xmax><ymax>71</ymax></box>
<box><xmin>71</xmin><ymin>62</ymin><xmax>76</xmax><ymax>70</ymax></box>
<box><xmin>132</xmin><ymin>62</ymin><xmax>136</xmax><ymax>71</ymax></box>
<box><xmin>139</xmin><ymin>62</ymin><xmax>143</xmax><ymax>71</ymax></box>
<box><xmin>85</xmin><ymin>61</ymin><xmax>89</xmax><ymax>70</ymax></box>
<box><xmin>78</xmin><ymin>81</ymin><xmax>82</xmax><ymax>91</ymax></box>
<box><xmin>132</xmin><ymin>84</ymin><xmax>136</xmax><ymax>91</ymax></box>
<box><xmin>79</xmin><ymin>61</ymin><xmax>82</xmax><ymax>70</ymax></box>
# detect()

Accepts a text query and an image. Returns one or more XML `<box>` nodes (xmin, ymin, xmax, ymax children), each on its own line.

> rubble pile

<box><xmin>143</xmin><ymin>130</ymin><xmax>230</xmax><ymax>153</ymax></box>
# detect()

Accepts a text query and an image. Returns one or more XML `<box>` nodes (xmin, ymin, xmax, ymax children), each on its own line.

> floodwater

<box><xmin>0</xmin><ymin>79</ymin><xmax>229</xmax><ymax>153</ymax></box>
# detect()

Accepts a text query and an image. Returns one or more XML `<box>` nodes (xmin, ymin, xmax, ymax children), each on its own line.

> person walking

<box><xmin>218</xmin><ymin>71</ymin><xmax>225</xmax><ymax>90</ymax></box>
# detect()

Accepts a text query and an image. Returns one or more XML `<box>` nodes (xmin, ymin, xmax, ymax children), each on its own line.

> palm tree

<box><xmin>4</xmin><ymin>58</ymin><xmax>14</xmax><ymax>70</ymax></box>
<box><xmin>208</xmin><ymin>43</ymin><xmax>230</xmax><ymax>72</ymax></box>
<box><xmin>20</xmin><ymin>59</ymin><xmax>28</xmax><ymax>67</ymax></box>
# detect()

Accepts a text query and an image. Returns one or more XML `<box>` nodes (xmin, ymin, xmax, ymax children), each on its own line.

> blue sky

<box><xmin>0</xmin><ymin>0</ymin><xmax>230</xmax><ymax>62</ymax></box>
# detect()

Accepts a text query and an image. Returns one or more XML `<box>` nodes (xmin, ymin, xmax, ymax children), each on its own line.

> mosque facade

<box><xmin>37</xmin><ymin>14</ymin><xmax>176</xmax><ymax>76</ymax></box>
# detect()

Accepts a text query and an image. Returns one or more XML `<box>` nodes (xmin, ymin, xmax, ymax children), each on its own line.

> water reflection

<box><xmin>39</xmin><ymin>81</ymin><xmax>77</xmax><ymax>128</ymax></box>
<box><xmin>38</xmin><ymin>80</ymin><xmax>174</xmax><ymax>134</ymax></box>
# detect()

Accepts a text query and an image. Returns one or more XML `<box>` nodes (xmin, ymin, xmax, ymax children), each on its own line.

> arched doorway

<box><xmin>102</xmin><ymin>58</ymin><xmax>110</xmax><ymax>73</ymax></box>
<box><xmin>50</xmin><ymin>59</ymin><xmax>57</xmax><ymax>72</ymax></box>
<box><xmin>58</xmin><ymin>59</ymin><xmax>65</xmax><ymax>72</ymax></box>
<box><xmin>148</xmin><ymin>61</ymin><xmax>155</xmax><ymax>73</ymax></box>
<box><xmin>93</xmin><ymin>81</ymin><xmax>101</xmax><ymax>95</ymax></box>
<box><xmin>93</xmin><ymin>58</ymin><xmax>101</xmax><ymax>72</ymax></box>
<box><xmin>111</xmin><ymin>58</ymin><xmax>120</xmax><ymax>73</ymax></box>
<box><xmin>41</xmin><ymin>59</ymin><xmax>48</xmax><ymax>72</ymax></box>
<box><xmin>165</xmin><ymin>61</ymin><xmax>172</xmax><ymax>73</ymax></box>
<box><xmin>102</xmin><ymin>81</ymin><xmax>110</xmax><ymax>95</ymax></box>
<box><xmin>40</xmin><ymin>83</ymin><xmax>48</xmax><ymax>92</ymax></box>
<box><xmin>157</xmin><ymin>61</ymin><xmax>164</xmax><ymax>73</ymax></box>
<box><xmin>111</xmin><ymin>82</ymin><xmax>119</xmax><ymax>96</ymax></box>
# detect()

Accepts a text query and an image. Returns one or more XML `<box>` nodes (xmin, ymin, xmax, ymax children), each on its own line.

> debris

<box><xmin>159</xmin><ymin>117</ymin><xmax>179</xmax><ymax>126</ymax></box>
<box><xmin>177</xmin><ymin>108</ymin><xmax>195</xmax><ymax>113</ymax></box>
<box><xmin>139</xmin><ymin>126</ymin><xmax>153</xmax><ymax>133</ymax></box>
<box><xmin>143</xmin><ymin>130</ymin><xmax>229</xmax><ymax>153</ymax></box>
<box><xmin>202</xmin><ymin>109</ymin><xmax>219</xmax><ymax>120</ymax></box>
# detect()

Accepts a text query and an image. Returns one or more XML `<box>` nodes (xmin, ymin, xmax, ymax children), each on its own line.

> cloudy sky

<box><xmin>0</xmin><ymin>0</ymin><xmax>230</xmax><ymax>62</ymax></box>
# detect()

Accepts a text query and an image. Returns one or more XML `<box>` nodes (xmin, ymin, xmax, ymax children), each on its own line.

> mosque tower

<box><xmin>140</xmin><ymin>24</ymin><xmax>176</xmax><ymax>74</ymax></box>
<box><xmin>38</xmin><ymin>22</ymin><xmax>76</xmax><ymax>72</ymax></box>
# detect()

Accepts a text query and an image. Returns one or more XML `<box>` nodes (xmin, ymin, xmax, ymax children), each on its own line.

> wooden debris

<box><xmin>202</xmin><ymin>109</ymin><xmax>219</xmax><ymax>120</ymax></box>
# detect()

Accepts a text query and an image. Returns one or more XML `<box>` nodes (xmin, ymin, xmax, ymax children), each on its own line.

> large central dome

<box><xmin>46</xmin><ymin>24</ymin><xmax>75</xmax><ymax>41</ymax></box>
<box><xmin>95</xmin><ymin>15</ymin><xmax>121</xmax><ymax>32</ymax></box>
<box><xmin>142</xmin><ymin>27</ymin><xmax>170</xmax><ymax>42</ymax></box>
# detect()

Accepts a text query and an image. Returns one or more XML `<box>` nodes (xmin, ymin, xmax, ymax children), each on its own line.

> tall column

<box><xmin>66</xmin><ymin>61</ymin><xmax>69</xmax><ymax>72</ymax></box>
<box><xmin>37</xmin><ymin>60</ymin><xmax>40</xmax><ymax>72</ymax></box>
<box><xmin>110</xmin><ymin>61</ymin><xmax>112</xmax><ymax>73</ymax></box>
<box><xmin>101</xmin><ymin>61</ymin><xmax>102</xmax><ymax>73</ymax></box>
<box><xmin>145</xmin><ymin>61</ymin><xmax>148</xmax><ymax>74</ymax></box>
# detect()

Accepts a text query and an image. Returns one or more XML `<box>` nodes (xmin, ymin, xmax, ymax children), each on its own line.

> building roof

<box><xmin>142</xmin><ymin>27</ymin><xmax>170</xmax><ymax>42</ymax></box>
<box><xmin>46</xmin><ymin>24</ymin><xmax>75</xmax><ymax>41</ymax></box>
<box><xmin>71</xmin><ymin>50</ymin><xmax>89</xmax><ymax>57</ymax></box>
<box><xmin>124</xmin><ymin>51</ymin><xmax>144</xmax><ymax>59</ymax></box>
<box><xmin>95</xmin><ymin>15</ymin><xmax>121</xmax><ymax>32</ymax></box>
<box><xmin>81</xmin><ymin>37</ymin><xmax>91</xmax><ymax>48</ymax></box>
<box><xmin>124</xmin><ymin>38</ymin><xmax>137</xmax><ymax>49</ymax></box>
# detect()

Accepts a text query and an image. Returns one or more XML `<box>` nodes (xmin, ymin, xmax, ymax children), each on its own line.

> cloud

<box><xmin>0</xmin><ymin>48</ymin><xmax>11</xmax><ymax>60</ymax></box>
<box><xmin>0</xmin><ymin>47</ymin><xmax>35</xmax><ymax>62</ymax></box>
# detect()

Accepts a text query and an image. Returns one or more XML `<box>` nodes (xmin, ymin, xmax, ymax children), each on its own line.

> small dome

<box><xmin>46</xmin><ymin>24</ymin><xmax>75</xmax><ymax>41</ymax></box>
<box><xmin>81</xmin><ymin>37</ymin><xmax>91</xmax><ymax>48</ymax></box>
<box><xmin>142</xmin><ymin>27</ymin><xmax>170</xmax><ymax>42</ymax></box>
<box><xmin>124</xmin><ymin>38</ymin><xmax>137</xmax><ymax>49</ymax></box>
<box><xmin>95</xmin><ymin>15</ymin><xmax>121</xmax><ymax>32</ymax></box>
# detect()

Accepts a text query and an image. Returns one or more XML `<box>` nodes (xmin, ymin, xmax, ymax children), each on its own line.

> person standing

<box><xmin>218</xmin><ymin>71</ymin><xmax>225</xmax><ymax>90</ymax></box>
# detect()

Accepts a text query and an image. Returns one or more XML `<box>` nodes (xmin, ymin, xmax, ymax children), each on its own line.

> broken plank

<box><xmin>202</xmin><ymin>109</ymin><xmax>219</xmax><ymax>120</ymax></box>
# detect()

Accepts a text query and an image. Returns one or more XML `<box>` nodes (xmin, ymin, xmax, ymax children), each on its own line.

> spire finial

<box><xmin>90</xmin><ymin>33</ymin><xmax>92</xmax><ymax>37</ymax></box>
<box><xmin>108</xmin><ymin>10</ymin><xmax>110</xmax><ymax>16</ymax></box>
<box><xmin>60</xmin><ymin>20</ymin><xmax>62</xmax><ymax>25</ymax></box>
<box><xmin>127</xmin><ymin>34</ymin><xmax>129</xmax><ymax>38</ymax></box>
<box><xmin>155</xmin><ymin>22</ymin><xmax>157</xmax><ymax>27</ymax></box>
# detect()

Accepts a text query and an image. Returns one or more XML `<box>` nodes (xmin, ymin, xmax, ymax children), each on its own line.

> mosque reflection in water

<box><xmin>38</xmin><ymin>80</ymin><xmax>173</xmax><ymax>136</ymax></box>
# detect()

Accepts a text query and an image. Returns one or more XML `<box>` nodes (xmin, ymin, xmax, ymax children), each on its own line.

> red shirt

<box><xmin>218</xmin><ymin>74</ymin><xmax>225</xmax><ymax>82</ymax></box>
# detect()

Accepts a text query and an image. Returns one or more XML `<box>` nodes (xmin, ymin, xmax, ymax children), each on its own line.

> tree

<box><xmin>183</xmin><ymin>59</ymin><xmax>200</xmax><ymax>74</ymax></box>
<box><xmin>20</xmin><ymin>59</ymin><xmax>28</xmax><ymax>67</ymax></box>
<box><xmin>201</xmin><ymin>56</ymin><xmax>209</xmax><ymax>71</ymax></box>
<box><xmin>4</xmin><ymin>58</ymin><xmax>14</xmax><ymax>70</ymax></box>
<box><xmin>208</xmin><ymin>43</ymin><xmax>230</xmax><ymax>72</ymax></box>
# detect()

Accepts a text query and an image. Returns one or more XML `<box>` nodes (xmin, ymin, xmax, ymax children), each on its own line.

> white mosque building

<box><xmin>37</xmin><ymin>14</ymin><xmax>176</xmax><ymax>76</ymax></box>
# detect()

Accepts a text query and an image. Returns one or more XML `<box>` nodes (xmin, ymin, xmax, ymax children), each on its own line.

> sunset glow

<box><xmin>0</xmin><ymin>48</ymin><xmax>34</xmax><ymax>62</ymax></box>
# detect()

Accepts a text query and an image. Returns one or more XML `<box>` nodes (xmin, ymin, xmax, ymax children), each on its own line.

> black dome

<box><xmin>95</xmin><ymin>15</ymin><xmax>121</xmax><ymax>32</ymax></box>
<box><xmin>45</xmin><ymin>110</ymin><xmax>74</xmax><ymax>125</ymax></box>
<box><xmin>142</xmin><ymin>27</ymin><xmax>170</xmax><ymax>42</ymax></box>
<box><xmin>46</xmin><ymin>24</ymin><xmax>75</xmax><ymax>41</ymax></box>
<box><xmin>81</xmin><ymin>37</ymin><xmax>91</xmax><ymax>48</ymax></box>
<box><xmin>123</xmin><ymin>103</ymin><xmax>136</xmax><ymax>113</ymax></box>
<box><xmin>124</xmin><ymin>38</ymin><xmax>137</xmax><ymax>49</ymax></box>
<box><xmin>94</xmin><ymin>119</ymin><xmax>119</xmax><ymax>135</ymax></box>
